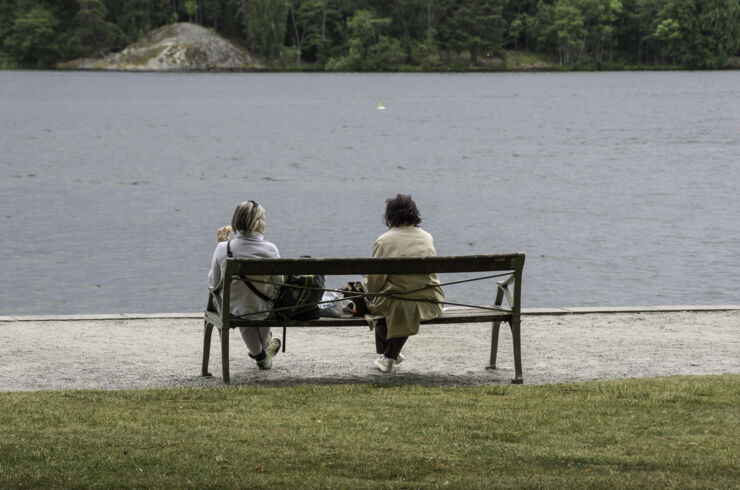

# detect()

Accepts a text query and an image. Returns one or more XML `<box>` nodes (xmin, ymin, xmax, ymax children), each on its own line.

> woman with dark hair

<box><xmin>208</xmin><ymin>201</ymin><xmax>282</xmax><ymax>370</ymax></box>
<box><xmin>364</xmin><ymin>194</ymin><xmax>445</xmax><ymax>373</ymax></box>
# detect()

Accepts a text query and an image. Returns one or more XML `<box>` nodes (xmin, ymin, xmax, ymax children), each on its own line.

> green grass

<box><xmin>1</xmin><ymin>375</ymin><xmax>738</xmax><ymax>488</ymax></box>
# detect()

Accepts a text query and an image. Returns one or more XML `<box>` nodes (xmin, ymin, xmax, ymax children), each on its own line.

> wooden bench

<box><xmin>202</xmin><ymin>254</ymin><xmax>525</xmax><ymax>384</ymax></box>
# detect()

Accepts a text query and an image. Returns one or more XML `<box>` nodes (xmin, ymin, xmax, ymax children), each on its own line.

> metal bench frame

<box><xmin>202</xmin><ymin>254</ymin><xmax>525</xmax><ymax>384</ymax></box>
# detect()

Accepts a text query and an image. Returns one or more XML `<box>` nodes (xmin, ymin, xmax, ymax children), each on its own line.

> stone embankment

<box><xmin>1</xmin><ymin>306</ymin><xmax>738</xmax><ymax>391</ymax></box>
<box><xmin>59</xmin><ymin>23</ymin><xmax>262</xmax><ymax>71</ymax></box>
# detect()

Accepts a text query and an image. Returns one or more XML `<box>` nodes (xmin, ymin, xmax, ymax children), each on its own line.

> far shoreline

<box><xmin>3</xmin><ymin>67</ymin><xmax>740</xmax><ymax>75</ymax></box>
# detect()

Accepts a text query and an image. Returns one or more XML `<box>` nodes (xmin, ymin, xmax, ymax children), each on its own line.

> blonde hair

<box><xmin>231</xmin><ymin>201</ymin><xmax>265</xmax><ymax>234</ymax></box>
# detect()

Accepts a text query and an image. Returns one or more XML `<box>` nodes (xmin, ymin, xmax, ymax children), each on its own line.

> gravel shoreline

<box><xmin>1</xmin><ymin>310</ymin><xmax>738</xmax><ymax>392</ymax></box>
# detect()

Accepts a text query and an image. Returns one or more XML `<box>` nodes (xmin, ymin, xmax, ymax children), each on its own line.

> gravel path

<box><xmin>1</xmin><ymin>310</ymin><xmax>738</xmax><ymax>391</ymax></box>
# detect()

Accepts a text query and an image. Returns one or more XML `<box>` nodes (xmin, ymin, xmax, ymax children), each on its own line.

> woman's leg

<box><xmin>384</xmin><ymin>336</ymin><xmax>408</xmax><ymax>360</ymax></box>
<box><xmin>240</xmin><ymin>326</ymin><xmax>280</xmax><ymax>370</ymax></box>
<box><xmin>375</xmin><ymin>319</ymin><xmax>408</xmax><ymax>360</ymax></box>
<box><xmin>240</xmin><ymin>326</ymin><xmax>265</xmax><ymax>357</ymax></box>
<box><xmin>375</xmin><ymin>319</ymin><xmax>389</xmax><ymax>354</ymax></box>
<box><xmin>257</xmin><ymin>326</ymin><xmax>272</xmax><ymax>350</ymax></box>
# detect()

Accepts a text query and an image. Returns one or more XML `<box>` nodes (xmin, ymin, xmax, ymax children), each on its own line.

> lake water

<box><xmin>1</xmin><ymin>70</ymin><xmax>738</xmax><ymax>315</ymax></box>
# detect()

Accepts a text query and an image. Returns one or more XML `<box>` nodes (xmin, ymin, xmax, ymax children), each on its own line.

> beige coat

<box><xmin>364</xmin><ymin>226</ymin><xmax>445</xmax><ymax>339</ymax></box>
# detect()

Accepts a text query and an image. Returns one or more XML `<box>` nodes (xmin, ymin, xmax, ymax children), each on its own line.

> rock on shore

<box><xmin>59</xmin><ymin>23</ymin><xmax>262</xmax><ymax>71</ymax></box>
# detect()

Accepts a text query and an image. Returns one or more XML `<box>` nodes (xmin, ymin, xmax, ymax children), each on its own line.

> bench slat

<box><xmin>225</xmin><ymin>307</ymin><xmax>512</xmax><ymax>328</ymax></box>
<box><xmin>225</xmin><ymin>254</ymin><xmax>524</xmax><ymax>276</ymax></box>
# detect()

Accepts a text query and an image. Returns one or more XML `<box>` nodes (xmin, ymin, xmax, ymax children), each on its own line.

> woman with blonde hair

<box><xmin>208</xmin><ymin>201</ymin><xmax>282</xmax><ymax>369</ymax></box>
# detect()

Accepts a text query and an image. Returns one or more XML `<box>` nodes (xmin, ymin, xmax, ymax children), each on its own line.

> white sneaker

<box><xmin>395</xmin><ymin>353</ymin><xmax>405</xmax><ymax>364</ymax></box>
<box><xmin>374</xmin><ymin>355</ymin><xmax>394</xmax><ymax>373</ymax></box>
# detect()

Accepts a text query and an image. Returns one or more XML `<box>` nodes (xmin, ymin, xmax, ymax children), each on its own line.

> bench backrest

<box><xmin>223</xmin><ymin>253</ymin><xmax>525</xmax><ymax>276</ymax></box>
<box><xmin>219</xmin><ymin>254</ymin><xmax>525</xmax><ymax>319</ymax></box>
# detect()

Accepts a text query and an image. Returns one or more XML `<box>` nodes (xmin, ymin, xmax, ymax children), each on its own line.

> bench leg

<box><xmin>486</xmin><ymin>282</ymin><xmax>506</xmax><ymax>371</ymax></box>
<box><xmin>486</xmin><ymin>320</ymin><xmax>502</xmax><ymax>370</ymax></box>
<box><xmin>510</xmin><ymin>318</ymin><xmax>523</xmax><ymax>384</ymax></box>
<box><xmin>201</xmin><ymin>321</ymin><xmax>214</xmax><ymax>377</ymax></box>
<box><xmin>221</xmin><ymin>326</ymin><xmax>230</xmax><ymax>384</ymax></box>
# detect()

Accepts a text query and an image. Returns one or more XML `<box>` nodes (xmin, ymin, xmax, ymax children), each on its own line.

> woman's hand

<box><xmin>217</xmin><ymin>225</ymin><xmax>232</xmax><ymax>242</ymax></box>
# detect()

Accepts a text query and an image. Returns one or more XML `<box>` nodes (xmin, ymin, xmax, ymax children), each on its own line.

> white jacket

<box><xmin>208</xmin><ymin>232</ymin><xmax>282</xmax><ymax>318</ymax></box>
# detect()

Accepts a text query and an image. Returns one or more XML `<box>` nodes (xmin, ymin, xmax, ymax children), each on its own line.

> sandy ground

<box><xmin>0</xmin><ymin>310</ymin><xmax>738</xmax><ymax>391</ymax></box>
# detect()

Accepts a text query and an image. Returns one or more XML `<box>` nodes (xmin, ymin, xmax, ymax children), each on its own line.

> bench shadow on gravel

<box><xmin>201</xmin><ymin>370</ymin><xmax>519</xmax><ymax>387</ymax></box>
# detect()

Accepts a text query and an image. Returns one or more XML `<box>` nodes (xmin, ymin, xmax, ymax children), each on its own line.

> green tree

<box><xmin>72</xmin><ymin>0</ymin><xmax>125</xmax><ymax>57</ymax></box>
<box><xmin>3</xmin><ymin>3</ymin><xmax>62</xmax><ymax>67</ymax></box>
<box><xmin>326</xmin><ymin>9</ymin><xmax>403</xmax><ymax>70</ymax></box>
<box><xmin>502</xmin><ymin>0</ymin><xmax>543</xmax><ymax>50</ymax></box>
<box><xmin>303</xmin><ymin>0</ymin><xmax>344</xmax><ymax>64</ymax></box>
<box><xmin>652</xmin><ymin>0</ymin><xmax>740</xmax><ymax>68</ymax></box>
<box><xmin>401</xmin><ymin>0</ymin><xmax>447</xmax><ymax>65</ymax></box>
<box><xmin>0</xmin><ymin>1</ymin><xmax>17</xmax><ymax>42</ymax></box>
<box><xmin>651</xmin><ymin>16</ymin><xmax>680</xmax><ymax>62</ymax></box>
<box><xmin>198</xmin><ymin>0</ymin><xmax>224</xmax><ymax>28</ymax></box>
<box><xmin>184</xmin><ymin>0</ymin><xmax>198</xmax><ymax>21</ymax></box>
<box><xmin>0</xmin><ymin>0</ymin><xmax>17</xmax><ymax>65</ymax></box>
<box><xmin>288</xmin><ymin>0</ymin><xmax>325</xmax><ymax>63</ymax></box>
<box><xmin>213</xmin><ymin>0</ymin><xmax>244</xmax><ymax>41</ymax></box>
<box><xmin>622</xmin><ymin>0</ymin><xmax>666</xmax><ymax>64</ymax></box>
<box><xmin>385</xmin><ymin>0</ymin><xmax>451</xmax><ymax>64</ymax></box>
<box><xmin>450</xmin><ymin>0</ymin><xmax>505</xmax><ymax>65</ymax></box>
<box><xmin>507</xmin><ymin>13</ymin><xmax>532</xmax><ymax>49</ymax></box>
<box><xmin>601</xmin><ymin>0</ymin><xmax>624</xmax><ymax>61</ymax></box>
<box><xmin>236</xmin><ymin>0</ymin><xmax>290</xmax><ymax>58</ymax></box>
<box><xmin>381</xmin><ymin>0</ymin><xmax>428</xmax><ymax>62</ymax></box>
<box><xmin>542</xmin><ymin>0</ymin><xmax>587</xmax><ymax>64</ymax></box>
<box><xmin>120</xmin><ymin>0</ymin><xmax>152</xmax><ymax>40</ymax></box>
<box><xmin>577</xmin><ymin>0</ymin><xmax>623</xmax><ymax>62</ymax></box>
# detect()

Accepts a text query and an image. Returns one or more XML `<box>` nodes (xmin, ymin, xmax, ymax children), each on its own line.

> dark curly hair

<box><xmin>383</xmin><ymin>194</ymin><xmax>421</xmax><ymax>228</ymax></box>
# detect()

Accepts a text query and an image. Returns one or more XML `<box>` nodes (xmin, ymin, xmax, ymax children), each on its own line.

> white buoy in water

<box><xmin>377</xmin><ymin>102</ymin><xmax>385</xmax><ymax>110</ymax></box>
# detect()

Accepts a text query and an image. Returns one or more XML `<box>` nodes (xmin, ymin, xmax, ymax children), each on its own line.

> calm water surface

<box><xmin>1</xmin><ymin>71</ymin><xmax>738</xmax><ymax>314</ymax></box>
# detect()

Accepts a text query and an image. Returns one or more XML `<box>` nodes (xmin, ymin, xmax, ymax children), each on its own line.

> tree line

<box><xmin>1</xmin><ymin>0</ymin><xmax>739</xmax><ymax>70</ymax></box>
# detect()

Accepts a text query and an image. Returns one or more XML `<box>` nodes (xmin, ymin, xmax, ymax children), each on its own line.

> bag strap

<box><xmin>244</xmin><ymin>278</ymin><xmax>272</xmax><ymax>302</ymax></box>
<box><xmin>226</xmin><ymin>240</ymin><xmax>273</xmax><ymax>302</ymax></box>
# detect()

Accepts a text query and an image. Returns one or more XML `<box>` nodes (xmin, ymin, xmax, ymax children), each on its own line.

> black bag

<box><xmin>340</xmin><ymin>281</ymin><xmax>369</xmax><ymax>317</ymax></box>
<box><xmin>270</xmin><ymin>274</ymin><xmax>325</xmax><ymax>321</ymax></box>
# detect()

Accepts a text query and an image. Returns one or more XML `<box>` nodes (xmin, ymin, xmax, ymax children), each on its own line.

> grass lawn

<box><xmin>1</xmin><ymin>375</ymin><xmax>738</xmax><ymax>488</ymax></box>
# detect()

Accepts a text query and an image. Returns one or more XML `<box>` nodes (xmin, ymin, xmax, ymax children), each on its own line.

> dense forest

<box><xmin>1</xmin><ymin>0</ymin><xmax>739</xmax><ymax>70</ymax></box>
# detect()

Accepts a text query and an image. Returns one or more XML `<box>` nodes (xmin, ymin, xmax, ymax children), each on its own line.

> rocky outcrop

<box><xmin>59</xmin><ymin>23</ymin><xmax>262</xmax><ymax>71</ymax></box>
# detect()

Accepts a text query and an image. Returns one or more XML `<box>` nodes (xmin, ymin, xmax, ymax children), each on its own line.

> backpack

<box><xmin>269</xmin><ymin>274</ymin><xmax>326</xmax><ymax>321</ymax></box>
